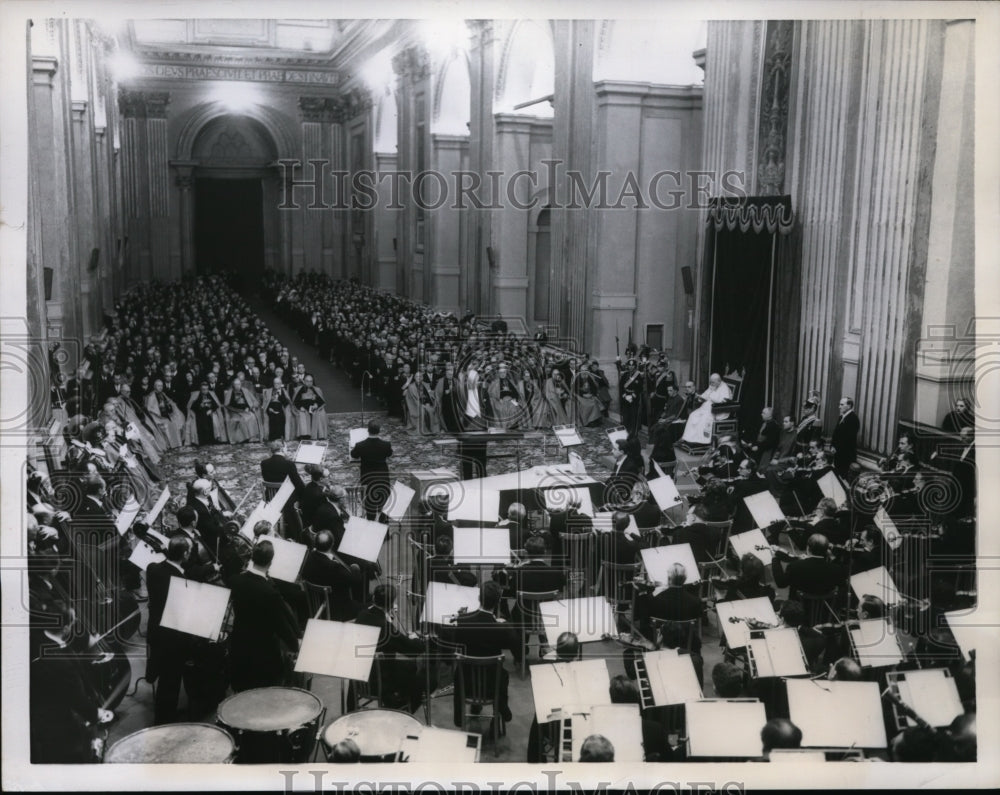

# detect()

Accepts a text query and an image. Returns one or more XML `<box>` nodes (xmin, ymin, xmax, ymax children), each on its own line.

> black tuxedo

<box><xmin>451</xmin><ymin>608</ymin><xmax>516</xmax><ymax>725</ymax></box>
<box><xmin>228</xmin><ymin>571</ymin><xmax>300</xmax><ymax>692</ymax></box>
<box><xmin>299</xmin><ymin>481</ymin><xmax>326</xmax><ymax>527</ymax></box>
<box><xmin>772</xmin><ymin>554</ymin><xmax>847</xmax><ymax>600</ymax></box>
<box><xmin>260</xmin><ymin>453</ymin><xmax>306</xmax><ymax>494</ymax></box>
<box><xmin>186</xmin><ymin>495</ymin><xmax>225</xmax><ymax>555</ymax></box>
<box><xmin>752</xmin><ymin>419</ymin><xmax>780</xmax><ymax>466</ymax></box>
<box><xmin>146</xmin><ymin>560</ymin><xmax>196</xmax><ymax>723</ymax></box>
<box><xmin>354</xmin><ymin>605</ymin><xmax>425</xmax><ymax>712</ymax></box>
<box><xmin>831</xmin><ymin>411</ymin><xmax>860</xmax><ymax>474</ymax></box>
<box><xmin>312</xmin><ymin>500</ymin><xmax>348</xmax><ymax>547</ymax></box>
<box><xmin>350</xmin><ymin>436</ymin><xmax>393</xmax><ymax>519</ymax></box>
<box><xmin>637</xmin><ymin>585</ymin><xmax>704</xmax><ymax>652</ymax></box>
<box><xmin>169</xmin><ymin>527</ymin><xmax>218</xmax><ymax>582</ymax></box>
<box><xmin>300</xmin><ymin>550</ymin><xmax>362</xmax><ymax>621</ymax></box>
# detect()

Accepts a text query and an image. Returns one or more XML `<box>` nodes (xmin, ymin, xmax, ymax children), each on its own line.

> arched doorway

<box><xmin>532</xmin><ymin>207</ymin><xmax>551</xmax><ymax>324</ymax></box>
<box><xmin>190</xmin><ymin>115</ymin><xmax>278</xmax><ymax>282</ymax></box>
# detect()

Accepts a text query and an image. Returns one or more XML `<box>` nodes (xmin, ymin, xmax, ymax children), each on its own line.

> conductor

<box><xmin>351</xmin><ymin>420</ymin><xmax>393</xmax><ymax>520</ymax></box>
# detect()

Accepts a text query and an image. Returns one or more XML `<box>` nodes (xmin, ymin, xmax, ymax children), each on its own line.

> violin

<box><xmin>726</xmin><ymin>615</ymin><xmax>781</xmax><ymax>631</ymax></box>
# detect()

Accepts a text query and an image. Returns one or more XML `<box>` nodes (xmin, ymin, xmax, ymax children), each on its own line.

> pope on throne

<box><xmin>680</xmin><ymin>373</ymin><xmax>733</xmax><ymax>446</ymax></box>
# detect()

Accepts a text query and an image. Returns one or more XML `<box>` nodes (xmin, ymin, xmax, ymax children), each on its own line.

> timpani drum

<box><xmin>323</xmin><ymin>708</ymin><xmax>423</xmax><ymax>762</ymax></box>
<box><xmin>217</xmin><ymin>687</ymin><xmax>324</xmax><ymax>763</ymax></box>
<box><xmin>104</xmin><ymin>723</ymin><xmax>235</xmax><ymax>763</ymax></box>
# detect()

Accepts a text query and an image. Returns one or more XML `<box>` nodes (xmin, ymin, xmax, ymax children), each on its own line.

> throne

<box><xmin>675</xmin><ymin>372</ymin><xmax>744</xmax><ymax>455</ymax></box>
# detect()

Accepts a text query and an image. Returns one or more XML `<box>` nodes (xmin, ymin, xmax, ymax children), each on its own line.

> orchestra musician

<box><xmin>301</xmin><ymin>530</ymin><xmax>363</xmax><ymax>621</ymax></box>
<box><xmin>771</xmin><ymin>533</ymin><xmax>847</xmax><ymax>602</ymax></box>
<box><xmin>494</xmin><ymin>536</ymin><xmax>566</xmax><ymax>662</ymax></box>
<box><xmin>350</xmin><ymin>420</ymin><xmax>393</xmax><ymax>521</ymax></box>
<box><xmin>260</xmin><ymin>440</ymin><xmax>306</xmax><ymax>539</ymax></box>
<box><xmin>696</xmin><ymin>435</ymin><xmax>745</xmax><ymax>484</ymax></box>
<box><xmin>170</xmin><ymin>506</ymin><xmax>223</xmax><ymax>583</ymax></box>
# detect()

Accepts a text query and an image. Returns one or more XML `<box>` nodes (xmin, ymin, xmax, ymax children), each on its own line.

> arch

<box><xmin>495</xmin><ymin>20</ymin><xmax>554</xmax><ymax>116</ymax></box>
<box><xmin>175</xmin><ymin>100</ymin><xmax>297</xmax><ymax>161</ymax></box>
<box><xmin>191</xmin><ymin>115</ymin><xmax>277</xmax><ymax>165</ymax></box>
<box><xmin>374</xmin><ymin>89</ymin><xmax>398</xmax><ymax>154</ymax></box>
<box><xmin>432</xmin><ymin>50</ymin><xmax>471</xmax><ymax>135</ymax></box>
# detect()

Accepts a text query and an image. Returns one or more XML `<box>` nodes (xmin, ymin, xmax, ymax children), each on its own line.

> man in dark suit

<box><xmin>451</xmin><ymin>581</ymin><xmax>516</xmax><ymax>726</ymax></box>
<box><xmin>831</xmin><ymin>396</ymin><xmax>860</xmax><ymax>475</ymax></box>
<box><xmin>635</xmin><ymin>563</ymin><xmax>703</xmax><ymax>652</ymax></box>
<box><xmin>146</xmin><ymin>536</ymin><xmax>197</xmax><ymax>724</ymax></box>
<box><xmin>497</xmin><ymin>536</ymin><xmax>566</xmax><ymax>661</ymax></box>
<box><xmin>227</xmin><ymin>540</ymin><xmax>301</xmax><ymax>692</ymax></box>
<box><xmin>311</xmin><ymin>485</ymin><xmax>350</xmax><ymax>548</ymax></box>
<box><xmin>771</xmin><ymin>533</ymin><xmax>847</xmax><ymax>601</ymax></box>
<box><xmin>300</xmin><ymin>530</ymin><xmax>362</xmax><ymax>621</ymax></box>
<box><xmin>185</xmin><ymin>478</ymin><xmax>227</xmax><ymax>554</ymax></box>
<box><xmin>299</xmin><ymin>464</ymin><xmax>327</xmax><ymax>529</ymax></box>
<box><xmin>354</xmin><ymin>583</ymin><xmax>426</xmax><ymax>713</ymax></box>
<box><xmin>70</xmin><ymin>476</ymin><xmax>133</xmax><ymax>592</ymax></box>
<box><xmin>350</xmin><ymin>421</ymin><xmax>393</xmax><ymax>520</ymax></box>
<box><xmin>428</xmin><ymin>534</ymin><xmax>478</xmax><ymax>587</ymax></box>
<box><xmin>170</xmin><ymin>505</ymin><xmax>221</xmax><ymax>583</ymax></box>
<box><xmin>749</xmin><ymin>406</ymin><xmax>780</xmax><ymax>468</ymax></box>
<box><xmin>260</xmin><ymin>440</ymin><xmax>306</xmax><ymax>540</ymax></box>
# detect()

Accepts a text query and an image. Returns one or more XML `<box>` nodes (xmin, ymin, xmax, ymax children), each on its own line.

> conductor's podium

<box><xmin>434</xmin><ymin>430</ymin><xmax>542</xmax><ymax>479</ymax></box>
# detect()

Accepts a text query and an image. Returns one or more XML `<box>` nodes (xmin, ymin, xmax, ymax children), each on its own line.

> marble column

<box><xmin>172</xmin><ymin>163</ymin><xmax>196</xmax><ymax>275</ymax></box>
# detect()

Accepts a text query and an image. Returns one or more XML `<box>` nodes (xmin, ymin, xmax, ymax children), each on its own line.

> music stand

<box><xmin>648</xmin><ymin>475</ymin><xmax>683</xmax><ymax>512</ymax></box>
<box><xmin>592</xmin><ymin>512</ymin><xmax>640</xmax><ymax>536</ymax></box>
<box><xmin>639</xmin><ymin>649</ymin><xmax>703</xmax><ymax>708</ymax></box>
<box><xmin>421</xmin><ymin>582</ymin><xmax>480</xmax><ymax>625</ymax></box>
<box><xmin>888</xmin><ymin>669</ymin><xmax>964</xmax><ymax>728</ymax></box>
<box><xmin>160</xmin><ymin>579</ymin><xmax>230</xmax><ymax>641</ymax></box>
<box><xmin>146</xmin><ymin>487</ymin><xmax>172</xmax><ymax>526</ymax></box>
<box><xmin>452</xmin><ymin>527</ymin><xmax>511</xmax><ymax>565</ymax></box>
<box><xmin>127</xmin><ymin>540</ymin><xmax>164</xmax><ymax>572</ymax></box>
<box><xmin>640</xmin><ymin>544</ymin><xmax>702</xmax><ymax>586</ymax></box>
<box><xmin>566</xmin><ymin>704</ymin><xmax>644</xmax><ymax>763</ymax></box>
<box><xmin>295</xmin><ymin>440</ymin><xmax>326</xmax><ymax>465</ymax></box>
<box><xmin>398</xmin><ymin>726</ymin><xmax>481</xmax><ymax>763</ymax></box>
<box><xmin>239</xmin><ymin>500</ymin><xmax>267</xmax><ymax>540</ymax></box>
<box><xmin>850</xmin><ymin>566</ymin><xmax>902</xmax><ymax>607</ymax></box>
<box><xmin>848</xmin><ymin>619</ymin><xmax>905</xmax><ymax>668</ymax></box>
<box><xmin>743</xmin><ymin>491</ymin><xmax>786</xmax><ymax>529</ymax></box>
<box><xmin>385</xmin><ymin>481</ymin><xmax>416</xmax><ymax>522</ymax></box>
<box><xmin>553</xmin><ymin>424</ymin><xmax>583</xmax><ymax>448</ymax></box>
<box><xmin>447</xmin><ymin>487</ymin><xmax>501</xmax><ymax>525</ymax></box>
<box><xmin>339</xmin><ymin>517</ymin><xmax>390</xmax><ymax>564</ymax></box>
<box><xmin>729</xmin><ymin>529</ymin><xmax>773</xmax><ymax>566</ymax></box>
<box><xmin>943</xmin><ymin>610</ymin><xmax>978</xmax><ymax>662</ymax></box>
<box><xmin>529</xmin><ymin>658</ymin><xmax>612</xmax><ymax>722</ymax></box>
<box><xmin>716</xmin><ymin>597</ymin><xmax>780</xmax><ymax>650</ymax></box>
<box><xmin>115</xmin><ymin>496</ymin><xmax>142</xmax><ymax>536</ymax></box>
<box><xmin>294</xmin><ymin>619</ymin><xmax>380</xmax><ymax>683</ymax></box>
<box><xmin>685</xmin><ymin>699</ymin><xmax>767</xmax><ymax>758</ymax></box>
<box><xmin>606</xmin><ymin>426</ymin><xmax>628</xmax><ymax>451</ymax></box>
<box><xmin>746</xmin><ymin>628</ymin><xmax>809</xmax><ymax>678</ymax></box>
<box><xmin>542</xmin><ymin>486</ymin><xmax>595</xmax><ymax>517</ymax></box>
<box><xmin>817</xmin><ymin>471</ymin><xmax>849</xmax><ymax>507</ymax></box>
<box><xmin>348</xmin><ymin>427</ymin><xmax>369</xmax><ymax>453</ymax></box>
<box><xmin>785</xmin><ymin>679</ymin><xmax>887</xmax><ymax>748</ymax></box>
<box><xmin>538</xmin><ymin>596</ymin><xmax>617</xmax><ymax>647</ymax></box>
<box><xmin>264</xmin><ymin>536</ymin><xmax>309</xmax><ymax>583</ymax></box>
<box><xmin>260</xmin><ymin>477</ymin><xmax>295</xmax><ymax>526</ymax></box>
<box><xmin>873</xmin><ymin>507</ymin><xmax>903</xmax><ymax>551</ymax></box>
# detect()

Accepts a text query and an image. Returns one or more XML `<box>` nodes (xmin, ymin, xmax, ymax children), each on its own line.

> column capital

<box><xmin>298</xmin><ymin>95</ymin><xmax>342</xmax><ymax>123</ymax></box>
<box><xmin>71</xmin><ymin>99</ymin><xmax>88</xmax><ymax>122</ymax></box>
<box><xmin>118</xmin><ymin>89</ymin><xmax>170</xmax><ymax>119</ymax></box>
<box><xmin>392</xmin><ymin>45</ymin><xmax>431</xmax><ymax>83</ymax></box>
<box><xmin>31</xmin><ymin>55</ymin><xmax>58</xmax><ymax>87</ymax></box>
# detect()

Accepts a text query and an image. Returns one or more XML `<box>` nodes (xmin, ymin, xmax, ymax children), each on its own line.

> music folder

<box><xmin>421</xmin><ymin>582</ymin><xmax>481</xmax><ymax>625</ymax></box>
<box><xmin>264</xmin><ymin>536</ymin><xmax>309</xmax><ymax>583</ymax></box>
<box><xmin>850</xmin><ymin>566</ymin><xmax>902</xmax><ymax>606</ymax></box>
<box><xmin>348</xmin><ymin>427</ymin><xmax>369</xmax><ymax>453</ymax></box>
<box><xmin>817</xmin><ymin>470</ymin><xmax>849</xmax><ymax>507</ymax></box>
<box><xmin>260</xmin><ymin>477</ymin><xmax>295</xmax><ymax>525</ymax></box>
<box><xmin>747</xmin><ymin>628</ymin><xmax>808</xmax><ymax>678</ymax></box>
<box><xmin>452</xmin><ymin>526</ymin><xmax>511</xmax><ymax>564</ymax></box>
<box><xmin>542</xmin><ymin>486</ymin><xmax>595</xmax><ymax>517</ymax></box>
<box><xmin>891</xmin><ymin>669</ymin><xmax>964</xmax><ymax>728</ymax></box>
<box><xmin>385</xmin><ymin>480</ymin><xmax>416</xmax><ymax>522</ymax></box>
<box><xmin>648</xmin><ymin>475</ymin><xmax>683</xmax><ymax>511</ymax></box>
<box><xmin>873</xmin><ymin>507</ymin><xmax>903</xmax><ymax>550</ymax></box>
<box><xmin>530</xmin><ymin>658</ymin><xmax>612</xmax><ymax>723</ymax></box>
<box><xmin>786</xmin><ymin>679</ymin><xmax>887</xmax><ymax>748</ymax></box>
<box><xmin>398</xmin><ymin>727</ymin><xmax>481</xmax><ymax>764</ymax></box>
<box><xmin>606</xmin><ymin>426</ymin><xmax>628</xmax><ymax>451</ymax></box>
<box><xmin>729</xmin><ymin>529</ymin><xmax>773</xmax><ymax>566</ymax></box>
<box><xmin>127</xmin><ymin>540</ymin><xmax>164</xmax><ymax>572</ymax></box>
<box><xmin>943</xmin><ymin>610</ymin><xmax>977</xmax><ymax>662</ymax></box>
<box><xmin>849</xmin><ymin>619</ymin><xmax>905</xmax><ymax>668</ymax></box>
<box><xmin>553</xmin><ymin>424</ymin><xmax>583</xmax><ymax>447</ymax></box>
<box><xmin>640</xmin><ymin>543</ymin><xmax>701</xmax><ymax>586</ymax></box>
<box><xmin>743</xmin><ymin>491</ymin><xmax>786</xmax><ymax>529</ymax></box>
<box><xmin>295</xmin><ymin>440</ymin><xmax>326</xmax><ymax>465</ymax></box>
<box><xmin>685</xmin><ymin>699</ymin><xmax>768</xmax><ymax>758</ymax></box>
<box><xmin>294</xmin><ymin>618</ymin><xmax>381</xmax><ymax>681</ymax></box>
<box><xmin>159</xmin><ymin>578</ymin><xmax>230</xmax><ymax>641</ymax></box>
<box><xmin>339</xmin><ymin>516</ymin><xmax>390</xmax><ymax>563</ymax></box>
<box><xmin>715</xmin><ymin>597</ymin><xmax>780</xmax><ymax>650</ymax></box>
<box><xmin>447</xmin><ymin>487</ymin><xmax>501</xmax><ymax>524</ymax></box>
<box><xmin>568</xmin><ymin>704</ymin><xmax>644</xmax><ymax>763</ymax></box>
<box><xmin>239</xmin><ymin>500</ymin><xmax>267</xmax><ymax>539</ymax></box>
<box><xmin>643</xmin><ymin>649</ymin><xmax>702</xmax><ymax>706</ymax></box>
<box><xmin>538</xmin><ymin>596</ymin><xmax>617</xmax><ymax>646</ymax></box>
<box><xmin>146</xmin><ymin>487</ymin><xmax>171</xmax><ymax>525</ymax></box>
<box><xmin>115</xmin><ymin>496</ymin><xmax>142</xmax><ymax>536</ymax></box>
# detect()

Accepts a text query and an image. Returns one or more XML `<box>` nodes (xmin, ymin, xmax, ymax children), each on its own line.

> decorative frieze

<box><xmin>136</xmin><ymin>62</ymin><xmax>340</xmax><ymax>85</ymax></box>
<box><xmin>756</xmin><ymin>20</ymin><xmax>794</xmax><ymax>196</ymax></box>
<box><xmin>118</xmin><ymin>89</ymin><xmax>171</xmax><ymax>119</ymax></box>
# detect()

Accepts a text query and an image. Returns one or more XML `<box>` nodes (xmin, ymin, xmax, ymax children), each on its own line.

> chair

<box><xmin>514</xmin><ymin>588</ymin><xmax>561</xmax><ymax>677</ymax></box>
<box><xmin>302</xmin><ymin>581</ymin><xmax>332</xmax><ymax>620</ymax></box>
<box><xmin>557</xmin><ymin>530</ymin><xmax>596</xmax><ymax>597</ymax></box>
<box><xmin>649</xmin><ymin>616</ymin><xmax>701</xmax><ymax>652</ymax></box>
<box><xmin>454</xmin><ymin>654</ymin><xmax>506</xmax><ymax>754</ymax></box>
<box><xmin>598</xmin><ymin>561</ymin><xmax>642</xmax><ymax>633</ymax></box>
<box><xmin>798</xmin><ymin>588</ymin><xmax>841</xmax><ymax>626</ymax></box>
<box><xmin>262</xmin><ymin>479</ymin><xmax>283</xmax><ymax>502</ymax></box>
<box><xmin>698</xmin><ymin>519</ymin><xmax>735</xmax><ymax>579</ymax></box>
<box><xmin>712</xmin><ymin>375</ymin><xmax>744</xmax><ymax>441</ymax></box>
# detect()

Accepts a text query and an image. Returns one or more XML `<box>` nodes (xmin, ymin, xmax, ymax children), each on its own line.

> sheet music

<box><xmin>607</xmin><ymin>426</ymin><xmax>628</xmax><ymax>451</ymax></box>
<box><xmin>748</xmin><ymin>628</ymin><xmax>808</xmax><ymax>678</ymax></box>
<box><xmin>786</xmin><ymin>679</ymin><xmax>887</xmax><ymax>748</ymax></box>
<box><xmin>640</xmin><ymin>543</ymin><xmax>701</xmax><ymax>585</ymax></box>
<box><xmin>295</xmin><ymin>440</ymin><xmax>326</xmax><ymax>465</ymax></box>
<box><xmin>447</xmin><ymin>487</ymin><xmax>501</xmax><ymax>524</ymax></box>
<box><xmin>538</xmin><ymin>596</ymin><xmax>617</xmax><ymax>646</ymax></box>
<box><xmin>239</xmin><ymin>500</ymin><xmax>267</xmax><ymax>539</ymax></box>
<box><xmin>146</xmin><ymin>487</ymin><xmax>171</xmax><ymax>525</ymax></box>
<box><xmin>569</xmin><ymin>704</ymin><xmax>644</xmax><ymax>763</ymax></box>
<box><xmin>686</xmin><ymin>700</ymin><xmax>768</xmax><ymax>758</ymax></box>
<box><xmin>398</xmin><ymin>727</ymin><xmax>480</xmax><ymax>764</ymax></box>
<box><xmin>849</xmin><ymin>619</ymin><xmax>904</xmax><ymax>667</ymax></box>
<box><xmin>743</xmin><ymin>491</ymin><xmax>786</xmax><ymax>528</ymax></box>
<box><xmin>644</xmin><ymin>649</ymin><xmax>702</xmax><ymax>705</ymax></box>
<box><xmin>895</xmin><ymin>669</ymin><xmax>964</xmax><ymax>727</ymax></box>
<box><xmin>115</xmin><ymin>496</ymin><xmax>142</xmax><ymax>536</ymax></box>
<box><xmin>420</xmin><ymin>582</ymin><xmax>480</xmax><ymax>625</ymax></box>
<box><xmin>873</xmin><ymin>507</ymin><xmax>903</xmax><ymax>550</ymax></box>
<box><xmin>348</xmin><ymin>427</ymin><xmax>369</xmax><ymax>452</ymax></box>
<box><xmin>850</xmin><ymin>566</ymin><xmax>901</xmax><ymax>606</ymax></box>
<box><xmin>452</xmin><ymin>527</ymin><xmax>512</xmax><ymax>564</ymax></box>
<box><xmin>159</xmin><ymin>578</ymin><xmax>230</xmax><ymax>641</ymax></box>
<box><xmin>943</xmin><ymin>610</ymin><xmax>978</xmax><ymax>662</ymax></box>
<box><xmin>127</xmin><ymin>541</ymin><xmax>164</xmax><ymax>572</ymax></box>
<box><xmin>542</xmin><ymin>486</ymin><xmax>595</xmax><ymax>517</ymax></box>
<box><xmin>648</xmin><ymin>475</ymin><xmax>683</xmax><ymax>511</ymax></box>
<box><xmin>729</xmin><ymin>529</ymin><xmax>773</xmax><ymax>566</ymax></box>
<box><xmin>530</xmin><ymin>658</ymin><xmax>612</xmax><ymax>722</ymax></box>
<box><xmin>384</xmin><ymin>481</ymin><xmax>416</xmax><ymax>522</ymax></box>
<box><xmin>339</xmin><ymin>516</ymin><xmax>389</xmax><ymax>563</ymax></box>
<box><xmin>259</xmin><ymin>477</ymin><xmax>295</xmax><ymax>525</ymax></box>
<box><xmin>294</xmin><ymin>619</ymin><xmax>381</xmax><ymax>681</ymax></box>
<box><xmin>567</xmin><ymin>451</ymin><xmax>586</xmax><ymax>474</ymax></box>
<box><xmin>716</xmin><ymin>597</ymin><xmax>780</xmax><ymax>649</ymax></box>
<box><xmin>817</xmin><ymin>470</ymin><xmax>849</xmax><ymax>506</ymax></box>
<box><xmin>553</xmin><ymin>425</ymin><xmax>583</xmax><ymax>447</ymax></box>
<box><xmin>264</xmin><ymin>536</ymin><xmax>308</xmax><ymax>583</ymax></box>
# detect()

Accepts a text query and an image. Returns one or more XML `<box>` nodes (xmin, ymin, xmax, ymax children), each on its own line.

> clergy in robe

<box><xmin>680</xmin><ymin>373</ymin><xmax>732</xmax><ymax>446</ymax></box>
<box><xmin>224</xmin><ymin>376</ymin><xmax>263</xmax><ymax>444</ymax></box>
<box><xmin>145</xmin><ymin>378</ymin><xmax>185</xmax><ymax>448</ymax></box>
<box><xmin>544</xmin><ymin>369</ymin><xmax>571</xmax><ymax>426</ymax></box>
<box><xmin>262</xmin><ymin>377</ymin><xmax>293</xmax><ymax>442</ymax></box>
<box><xmin>434</xmin><ymin>363</ymin><xmax>462</xmax><ymax>433</ymax></box>
<box><xmin>291</xmin><ymin>374</ymin><xmax>327</xmax><ymax>440</ymax></box>
<box><xmin>186</xmin><ymin>382</ymin><xmax>228</xmax><ymax>446</ymax></box>
<box><xmin>573</xmin><ymin>365</ymin><xmax>604</xmax><ymax>428</ymax></box>
<box><xmin>487</xmin><ymin>363</ymin><xmax>525</xmax><ymax>429</ymax></box>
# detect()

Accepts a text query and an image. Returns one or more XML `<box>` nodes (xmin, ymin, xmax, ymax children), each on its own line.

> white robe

<box><xmin>680</xmin><ymin>381</ymin><xmax>733</xmax><ymax>445</ymax></box>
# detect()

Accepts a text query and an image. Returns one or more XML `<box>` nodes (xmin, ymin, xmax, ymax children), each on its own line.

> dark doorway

<box><xmin>195</xmin><ymin>178</ymin><xmax>264</xmax><ymax>279</ymax></box>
